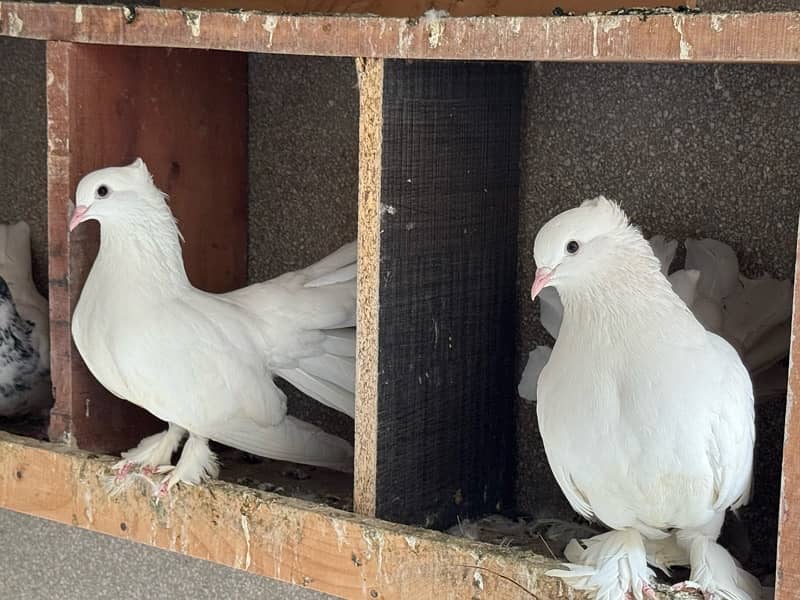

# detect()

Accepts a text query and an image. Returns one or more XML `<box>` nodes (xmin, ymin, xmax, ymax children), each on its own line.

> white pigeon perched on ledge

<box><xmin>70</xmin><ymin>158</ymin><xmax>355</xmax><ymax>494</ymax></box>
<box><xmin>0</xmin><ymin>221</ymin><xmax>51</xmax><ymax>416</ymax></box>
<box><xmin>531</xmin><ymin>197</ymin><xmax>760</xmax><ymax>600</ymax></box>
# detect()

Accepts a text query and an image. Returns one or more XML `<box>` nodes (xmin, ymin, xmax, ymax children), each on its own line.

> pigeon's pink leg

<box><xmin>623</xmin><ymin>582</ymin><xmax>658</xmax><ymax>600</ymax></box>
<box><xmin>157</xmin><ymin>478</ymin><xmax>170</xmax><ymax>498</ymax></box>
<box><xmin>670</xmin><ymin>581</ymin><xmax>714</xmax><ymax>600</ymax></box>
<box><xmin>114</xmin><ymin>461</ymin><xmax>134</xmax><ymax>483</ymax></box>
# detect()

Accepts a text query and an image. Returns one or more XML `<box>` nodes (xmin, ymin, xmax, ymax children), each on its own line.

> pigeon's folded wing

<box><xmin>704</xmin><ymin>334</ymin><xmax>756</xmax><ymax>512</ymax></box>
<box><xmin>108</xmin><ymin>297</ymin><xmax>288</xmax><ymax>432</ymax></box>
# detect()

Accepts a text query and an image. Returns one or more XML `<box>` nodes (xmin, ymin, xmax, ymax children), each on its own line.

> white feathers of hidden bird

<box><xmin>69</xmin><ymin>158</ymin><xmax>356</xmax><ymax>494</ymax></box>
<box><xmin>0</xmin><ymin>221</ymin><xmax>51</xmax><ymax>416</ymax></box>
<box><xmin>519</xmin><ymin>228</ymin><xmax>792</xmax><ymax>403</ymax></box>
<box><xmin>529</xmin><ymin>197</ymin><xmax>760</xmax><ymax>600</ymax></box>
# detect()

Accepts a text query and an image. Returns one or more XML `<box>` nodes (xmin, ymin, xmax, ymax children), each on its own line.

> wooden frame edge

<box><xmin>1</xmin><ymin>3</ymin><xmax>799</xmax><ymax>63</ymax></box>
<box><xmin>775</xmin><ymin>214</ymin><xmax>800</xmax><ymax>600</ymax></box>
<box><xmin>354</xmin><ymin>57</ymin><xmax>383</xmax><ymax>519</ymax></box>
<box><xmin>0</xmin><ymin>432</ymin><xmax>573</xmax><ymax>599</ymax></box>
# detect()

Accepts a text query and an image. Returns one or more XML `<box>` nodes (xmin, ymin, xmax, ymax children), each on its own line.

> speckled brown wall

<box><xmin>0</xmin><ymin>38</ymin><xmax>47</xmax><ymax>296</ymax></box>
<box><xmin>248</xmin><ymin>54</ymin><xmax>359</xmax><ymax>440</ymax></box>
<box><xmin>516</xmin><ymin>62</ymin><xmax>800</xmax><ymax>574</ymax></box>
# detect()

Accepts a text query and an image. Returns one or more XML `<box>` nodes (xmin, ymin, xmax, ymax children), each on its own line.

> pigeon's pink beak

<box><xmin>531</xmin><ymin>267</ymin><xmax>553</xmax><ymax>300</ymax></box>
<box><xmin>69</xmin><ymin>205</ymin><xmax>89</xmax><ymax>232</ymax></box>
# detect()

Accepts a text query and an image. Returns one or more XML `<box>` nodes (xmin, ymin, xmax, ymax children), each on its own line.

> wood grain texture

<box><xmin>775</xmin><ymin>220</ymin><xmax>800</xmax><ymax>600</ymax></box>
<box><xmin>2</xmin><ymin>3</ymin><xmax>799</xmax><ymax>63</ymax></box>
<box><xmin>159</xmin><ymin>0</ymin><xmax>686</xmax><ymax>18</ymax></box>
<box><xmin>46</xmin><ymin>42</ymin><xmax>248</xmax><ymax>453</ymax></box>
<box><xmin>0</xmin><ymin>432</ymin><xmax>579</xmax><ymax>600</ymax></box>
<box><xmin>354</xmin><ymin>57</ymin><xmax>383</xmax><ymax>518</ymax></box>
<box><xmin>371</xmin><ymin>61</ymin><xmax>521</xmax><ymax>527</ymax></box>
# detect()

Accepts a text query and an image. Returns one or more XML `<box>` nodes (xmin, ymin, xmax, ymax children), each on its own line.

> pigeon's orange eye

<box><xmin>96</xmin><ymin>185</ymin><xmax>109</xmax><ymax>198</ymax></box>
<box><xmin>566</xmin><ymin>240</ymin><xmax>580</xmax><ymax>254</ymax></box>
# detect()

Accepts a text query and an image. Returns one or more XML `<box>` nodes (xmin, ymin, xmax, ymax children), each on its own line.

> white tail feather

<box><xmin>321</xmin><ymin>329</ymin><xmax>356</xmax><ymax>357</ymax></box>
<box><xmin>275</xmin><ymin>367</ymin><xmax>355</xmax><ymax>418</ymax></box>
<box><xmin>297</xmin><ymin>354</ymin><xmax>355</xmax><ymax>393</ymax></box>
<box><xmin>212</xmin><ymin>415</ymin><xmax>353</xmax><ymax>472</ymax></box>
<box><xmin>305</xmin><ymin>263</ymin><xmax>356</xmax><ymax>288</ymax></box>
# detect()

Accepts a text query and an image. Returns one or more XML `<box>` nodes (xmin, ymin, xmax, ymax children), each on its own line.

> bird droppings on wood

<box><xmin>182</xmin><ymin>9</ymin><xmax>201</xmax><ymax>37</ymax></box>
<box><xmin>123</xmin><ymin>5</ymin><xmax>136</xmax><ymax>25</ymax></box>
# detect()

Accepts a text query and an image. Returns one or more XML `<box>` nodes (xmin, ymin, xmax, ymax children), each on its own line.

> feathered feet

<box><xmin>670</xmin><ymin>533</ymin><xmax>762</xmax><ymax>600</ymax></box>
<box><xmin>106</xmin><ymin>425</ymin><xmax>220</xmax><ymax>499</ymax></box>
<box><xmin>547</xmin><ymin>529</ymin><xmax>657</xmax><ymax>600</ymax></box>
<box><xmin>155</xmin><ymin>434</ymin><xmax>220</xmax><ymax>497</ymax></box>
<box><xmin>107</xmin><ymin>424</ymin><xmax>186</xmax><ymax>495</ymax></box>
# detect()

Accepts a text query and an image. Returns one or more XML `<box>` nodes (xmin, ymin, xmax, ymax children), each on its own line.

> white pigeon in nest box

<box><xmin>530</xmin><ymin>197</ymin><xmax>761</xmax><ymax>600</ymax></box>
<box><xmin>0</xmin><ymin>221</ymin><xmax>51</xmax><ymax>416</ymax></box>
<box><xmin>69</xmin><ymin>158</ymin><xmax>356</xmax><ymax>495</ymax></box>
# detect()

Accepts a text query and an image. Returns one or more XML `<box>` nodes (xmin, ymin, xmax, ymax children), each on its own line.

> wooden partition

<box><xmin>356</xmin><ymin>59</ymin><xmax>522</xmax><ymax>526</ymax></box>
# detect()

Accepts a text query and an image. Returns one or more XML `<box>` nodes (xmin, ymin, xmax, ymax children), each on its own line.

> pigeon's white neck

<box><xmin>93</xmin><ymin>203</ymin><xmax>190</xmax><ymax>296</ymax></box>
<box><xmin>558</xmin><ymin>238</ymin><xmax>700</xmax><ymax>344</ymax></box>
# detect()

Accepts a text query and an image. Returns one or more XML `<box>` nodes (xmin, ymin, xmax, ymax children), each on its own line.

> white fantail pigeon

<box><xmin>530</xmin><ymin>197</ymin><xmax>760</xmax><ymax>600</ymax></box>
<box><xmin>70</xmin><ymin>159</ymin><xmax>355</xmax><ymax>494</ymax></box>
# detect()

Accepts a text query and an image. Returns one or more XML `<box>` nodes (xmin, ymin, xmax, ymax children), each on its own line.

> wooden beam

<box><xmin>159</xmin><ymin>0</ymin><xmax>688</xmax><ymax>18</ymax></box>
<box><xmin>2</xmin><ymin>3</ymin><xmax>799</xmax><ymax>63</ymax></box>
<box><xmin>0</xmin><ymin>432</ymin><xmax>577</xmax><ymax>600</ymax></box>
<box><xmin>775</xmin><ymin>220</ymin><xmax>800</xmax><ymax>600</ymax></box>
<box><xmin>46</xmin><ymin>42</ymin><xmax>248</xmax><ymax>453</ymax></box>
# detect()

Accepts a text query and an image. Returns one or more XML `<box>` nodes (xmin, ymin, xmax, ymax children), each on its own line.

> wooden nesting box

<box><xmin>2</xmin><ymin>3</ymin><xmax>800</xmax><ymax>600</ymax></box>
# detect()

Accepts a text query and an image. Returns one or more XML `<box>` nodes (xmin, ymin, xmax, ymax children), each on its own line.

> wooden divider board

<box><xmin>47</xmin><ymin>42</ymin><xmax>248</xmax><ymax>453</ymax></box>
<box><xmin>356</xmin><ymin>59</ymin><xmax>521</xmax><ymax>527</ymax></box>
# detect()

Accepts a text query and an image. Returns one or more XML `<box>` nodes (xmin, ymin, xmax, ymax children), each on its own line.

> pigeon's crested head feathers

<box><xmin>531</xmin><ymin>196</ymin><xmax>659</xmax><ymax>301</ymax></box>
<box><xmin>70</xmin><ymin>158</ymin><xmax>166</xmax><ymax>232</ymax></box>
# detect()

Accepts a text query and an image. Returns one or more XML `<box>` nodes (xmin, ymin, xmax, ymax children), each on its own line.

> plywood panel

<box><xmin>46</xmin><ymin>42</ymin><xmax>248</xmax><ymax>453</ymax></box>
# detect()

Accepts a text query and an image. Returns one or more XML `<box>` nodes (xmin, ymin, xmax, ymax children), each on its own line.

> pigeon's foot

<box><xmin>624</xmin><ymin>583</ymin><xmax>657</xmax><ymax>600</ymax></box>
<box><xmin>113</xmin><ymin>460</ymin><xmax>134</xmax><ymax>484</ymax></box>
<box><xmin>547</xmin><ymin>529</ymin><xmax>656</xmax><ymax>600</ymax></box>
<box><xmin>670</xmin><ymin>581</ymin><xmax>714</xmax><ymax>600</ymax></box>
<box><xmin>674</xmin><ymin>531</ymin><xmax>762</xmax><ymax>600</ymax></box>
<box><xmin>150</xmin><ymin>434</ymin><xmax>219</xmax><ymax>500</ymax></box>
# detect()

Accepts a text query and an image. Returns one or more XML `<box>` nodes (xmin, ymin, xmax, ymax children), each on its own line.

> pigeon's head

<box><xmin>531</xmin><ymin>196</ymin><xmax>647</xmax><ymax>300</ymax></box>
<box><xmin>70</xmin><ymin>158</ymin><xmax>164</xmax><ymax>232</ymax></box>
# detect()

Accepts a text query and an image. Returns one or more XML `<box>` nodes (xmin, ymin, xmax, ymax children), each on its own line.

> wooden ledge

<box><xmin>0</xmin><ymin>432</ymin><xmax>575</xmax><ymax>599</ymax></box>
<box><xmin>1</xmin><ymin>2</ymin><xmax>799</xmax><ymax>62</ymax></box>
